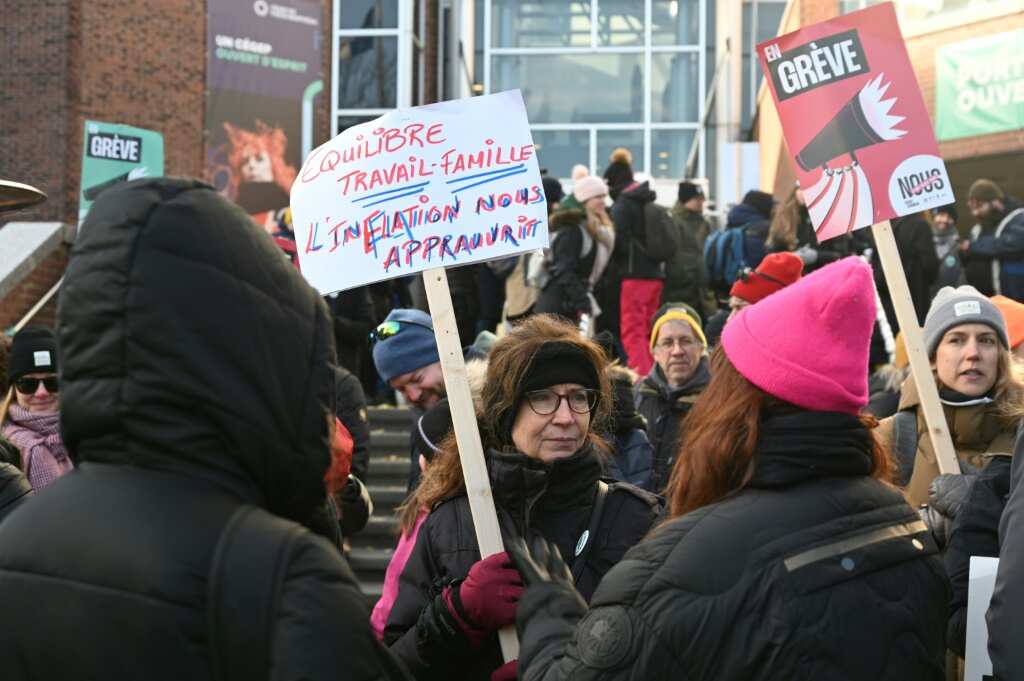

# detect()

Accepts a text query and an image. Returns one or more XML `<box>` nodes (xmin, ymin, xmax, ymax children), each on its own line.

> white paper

<box><xmin>290</xmin><ymin>90</ymin><xmax>548</xmax><ymax>294</ymax></box>
<box><xmin>964</xmin><ymin>556</ymin><xmax>999</xmax><ymax>681</ymax></box>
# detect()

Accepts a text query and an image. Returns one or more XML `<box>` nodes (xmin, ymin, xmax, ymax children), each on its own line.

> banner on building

<box><xmin>205</xmin><ymin>0</ymin><xmax>323</xmax><ymax>238</ymax></box>
<box><xmin>291</xmin><ymin>90</ymin><xmax>548</xmax><ymax>295</ymax></box>
<box><xmin>79</xmin><ymin>120</ymin><xmax>164</xmax><ymax>224</ymax></box>
<box><xmin>936</xmin><ymin>28</ymin><xmax>1024</xmax><ymax>142</ymax></box>
<box><xmin>757</xmin><ymin>2</ymin><xmax>954</xmax><ymax>242</ymax></box>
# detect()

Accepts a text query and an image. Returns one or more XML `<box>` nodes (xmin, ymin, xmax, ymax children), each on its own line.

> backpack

<box><xmin>640</xmin><ymin>202</ymin><xmax>679</xmax><ymax>262</ymax></box>
<box><xmin>703</xmin><ymin>221</ymin><xmax>769</xmax><ymax>295</ymax></box>
<box><xmin>524</xmin><ymin>231</ymin><xmax>562</xmax><ymax>290</ymax></box>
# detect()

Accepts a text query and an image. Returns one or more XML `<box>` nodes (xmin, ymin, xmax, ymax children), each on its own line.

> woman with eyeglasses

<box><xmin>383</xmin><ymin>314</ymin><xmax>661</xmax><ymax>681</ymax></box>
<box><xmin>1</xmin><ymin>327</ymin><xmax>71</xmax><ymax>489</ymax></box>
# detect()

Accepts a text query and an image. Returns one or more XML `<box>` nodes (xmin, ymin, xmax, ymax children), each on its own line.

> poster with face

<box><xmin>204</xmin><ymin>0</ymin><xmax>322</xmax><ymax>246</ymax></box>
<box><xmin>758</xmin><ymin>2</ymin><xmax>955</xmax><ymax>242</ymax></box>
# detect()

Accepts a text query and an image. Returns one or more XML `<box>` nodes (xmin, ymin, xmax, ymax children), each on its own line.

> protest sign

<box><xmin>290</xmin><ymin>89</ymin><xmax>547</xmax><ymax>295</ymax></box>
<box><xmin>758</xmin><ymin>2</ymin><xmax>954</xmax><ymax>242</ymax></box>
<box><xmin>757</xmin><ymin>2</ymin><xmax>959</xmax><ymax>475</ymax></box>
<box><xmin>79</xmin><ymin>120</ymin><xmax>164</xmax><ymax>224</ymax></box>
<box><xmin>965</xmin><ymin>556</ymin><xmax>999</xmax><ymax>681</ymax></box>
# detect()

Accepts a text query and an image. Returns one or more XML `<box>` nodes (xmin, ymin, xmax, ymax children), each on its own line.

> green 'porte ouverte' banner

<box><xmin>936</xmin><ymin>28</ymin><xmax>1024</xmax><ymax>141</ymax></box>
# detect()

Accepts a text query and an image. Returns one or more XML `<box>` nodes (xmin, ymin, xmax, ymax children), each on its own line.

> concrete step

<box><xmin>349</xmin><ymin>546</ymin><xmax>394</xmax><ymax>574</ymax></box>
<box><xmin>368</xmin><ymin>484</ymin><xmax>408</xmax><ymax>509</ymax></box>
<box><xmin>365</xmin><ymin>512</ymin><xmax>400</xmax><ymax>538</ymax></box>
<box><xmin>365</xmin><ymin>456</ymin><xmax>408</xmax><ymax>484</ymax></box>
<box><xmin>368</xmin><ymin>406</ymin><xmax>414</xmax><ymax>428</ymax></box>
<box><xmin>370</xmin><ymin>430</ymin><xmax>411</xmax><ymax>455</ymax></box>
<box><xmin>361</xmin><ymin>581</ymin><xmax>384</xmax><ymax>603</ymax></box>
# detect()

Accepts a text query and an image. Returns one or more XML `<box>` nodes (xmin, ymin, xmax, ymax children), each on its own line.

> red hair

<box><xmin>665</xmin><ymin>347</ymin><xmax>893</xmax><ymax>518</ymax></box>
<box><xmin>223</xmin><ymin>121</ymin><xmax>297</xmax><ymax>196</ymax></box>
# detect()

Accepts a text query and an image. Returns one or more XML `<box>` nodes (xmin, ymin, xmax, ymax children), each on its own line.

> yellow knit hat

<box><xmin>649</xmin><ymin>307</ymin><xmax>707</xmax><ymax>350</ymax></box>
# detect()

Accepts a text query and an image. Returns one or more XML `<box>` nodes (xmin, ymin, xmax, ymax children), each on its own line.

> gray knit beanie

<box><xmin>923</xmin><ymin>286</ymin><xmax>1008</xmax><ymax>357</ymax></box>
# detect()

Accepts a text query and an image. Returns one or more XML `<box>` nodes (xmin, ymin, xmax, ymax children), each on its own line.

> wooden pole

<box><xmin>871</xmin><ymin>220</ymin><xmax>960</xmax><ymax>475</ymax></box>
<box><xmin>422</xmin><ymin>267</ymin><xmax>520</xmax><ymax>661</ymax></box>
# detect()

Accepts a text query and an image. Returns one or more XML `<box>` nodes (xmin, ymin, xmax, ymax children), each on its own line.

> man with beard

<box><xmin>635</xmin><ymin>304</ymin><xmax>710</xmax><ymax>493</ymax></box>
<box><xmin>962</xmin><ymin>179</ymin><xmax>1024</xmax><ymax>300</ymax></box>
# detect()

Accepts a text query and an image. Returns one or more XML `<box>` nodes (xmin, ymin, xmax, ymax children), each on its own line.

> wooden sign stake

<box><xmin>422</xmin><ymin>267</ymin><xmax>520</xmax><ymax>661</ymax></box>
<box><xmin>871</xmin><ymin>220</ymin><xmax>960</xmax><ymax>475</ymax></box>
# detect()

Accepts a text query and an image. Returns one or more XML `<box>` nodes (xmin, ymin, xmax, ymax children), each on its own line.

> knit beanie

<box><xmin>721</xmin><ymin>257</ymin><xmax>875</xmax><ymax>415</ymax></box>
<box><xmin>991</xmin><ymin>296</ymin><xmax>1024</xmax><ymax>349</ymax></box>
<box><xmin>729</xmin><ymin>252</ymin><xmax>803</xmax><ymax>304</ymax></box>
<box><xmin>923</xmin><ymin>286</ymin><xmax>1008</xmax><ymax>358</ymax></box>
<box><xmin>573</xmin><ymin>175</ymin><xmax>608</xmax><ymax>204</ymax></box>
<box><xmin>571</xmin><ymin>164</ymin><xmax>590</xmax><ymax>181</ymax></box>
<box><xmin>649</xmin><ymin>302</ymin><xmax>706</xmax><ymax>350</ymax></box>
<box><xmin>968</xmin><ymin>179</ymin><xmax>1004</xmax><ymax>204</ymax></box>
<box><xmin>542</xmin><ymin>176</ymin><xmax>564</xmax><ymax>206</ymax></box>
<box><xmin>603</xmin><ymin>148</ymin><xmax>634</xmax><ymax>196</ymax></box>
<box><xmin>371</xmin><ymin>309</ymin><xmax>440</xmax><ymax>383</ymax></box>
<box><xmin>742</xmin><ymin>190</ymin><xmax>775</xmax><ymax>220</ymax></box>
<box><xmin>7</xmin><ymin>326</ymin><xmax>57</xmax><ymax>382</ymax></box>
<box><xmin>677</xmin><ymin>181</ymin><xmax>704</xmax><ymax>204</ymax></box>
<box><xmin>412</xmin><ymin>399</ymin><xmax>452</xmax><ymax>463</ymax></box>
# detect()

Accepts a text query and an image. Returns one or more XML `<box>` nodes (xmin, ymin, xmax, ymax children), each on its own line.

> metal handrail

<box><xmin>685</xmin><ymin>38</ymin><xmax>732</xmax><ymax>179</ymax></box>
<box><xmin>9</xmin><ymin>276</ymin><xmax>62</xmax><ymax>335</ymax></box>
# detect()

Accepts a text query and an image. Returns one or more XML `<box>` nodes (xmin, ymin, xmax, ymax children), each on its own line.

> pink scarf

<box><xmin>3</xmin><ymin>404</ymin><xmax>72</xmax><ymax>489</ymax></box>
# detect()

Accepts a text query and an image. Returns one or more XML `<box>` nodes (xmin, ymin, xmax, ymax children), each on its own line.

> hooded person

<box><xmin>0</xmin><ymin>178</ymin><xmax>407</xmax><ymax>681</ymax></box>
<box><xmin>604</xmin><ymin>364</ymin><xmax>653</xmax><ymax>491</ymax></box>
<box><xmin>507</xmin><ymin>257</ymin><xmax>949</xmax><ymax>681</ymax></box>
<box><xmin>962</xmin><ymin>179</ymin><xmax>1024</xmax><ymax>299</ymax></box>
<box><xmin>383</xmin><ymin>314</ymin><xmax>660</xmax><ymax>681</ymax></box>
<box><xmin>636</xmin><ymin>303</ymin><xmax>710</xmax><ymax>493</ymax></box>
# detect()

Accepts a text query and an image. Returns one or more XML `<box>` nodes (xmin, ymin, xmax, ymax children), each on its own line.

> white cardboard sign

<box><xmin>290</xmin><ymin>90</ymin><xmax>548</xmax><ymax>294</ymax></box>
<box><xmin>965</xmin><ymin>556</ymin><xmax>998</xmax><ymax>681</ymax></box>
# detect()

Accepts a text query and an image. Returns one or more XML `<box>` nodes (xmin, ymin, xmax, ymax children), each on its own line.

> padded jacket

<box><xmin>515</xmin><ymin>412</ymin><xmax>949</xmax><ymax>681</ymax></box>
<box><xmin>0</xmin><ymin>178</ymin><xmax>406</xmax><ymax>681</ymax></box>
<box><xmin>384</xmin><ymin>445</ymin><xmax>661</xmax><ymax>681</ymax></box>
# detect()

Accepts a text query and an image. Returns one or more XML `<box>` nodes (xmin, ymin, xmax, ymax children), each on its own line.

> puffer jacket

<box><xmin>611</xmin><ymin>181</ymin><xmax>663</xmax><ymax>279</ymax></box>
<box><xmin>514</xmin><ymin>411</ymin><xmax>949</xmax><ymax>681</ymax></box>
<box><xmin>662</xmin><ymin>203</ymin><xmax>711</xmax><ymax>317</ymax></box>
<box><xmin>0</xmin><ymin>178</ymin><xmax>406</xmax><ymax>681</ymax></box>
<box><xmin>0</xmin><ymin>462</ymin><xmax>31</xmax><ymax>524</ymax></box>
<box><xmin>534</xmin><ymin>209</ymin><xmax>597</xmax><ymax>320</ymax></box>
<box><xmin>384</xmin><ymin>445</ymin><xmax>661</xmax><ymax>681</ymax></box>
<box><xmin>635</xmin><ymin>357</ymin><xmax>710</xmax><ymax>492</ymax></box>
<box><xmin>965</xmin><ymin>202</ymin><xmax>1024</xmax><ymax>300</ymax></box>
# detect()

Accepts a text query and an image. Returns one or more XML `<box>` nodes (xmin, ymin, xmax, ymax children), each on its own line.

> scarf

<box><xmin>3</xmin><ymin>404</ymin><xmax>72</xmax><ymax>489</ymax></box>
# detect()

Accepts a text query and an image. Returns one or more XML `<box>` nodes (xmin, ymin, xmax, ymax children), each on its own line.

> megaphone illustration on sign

<box><xmin>800</xmin><ymin>74</ymin><xmax>906</xmax><ymax>241</ymax></box>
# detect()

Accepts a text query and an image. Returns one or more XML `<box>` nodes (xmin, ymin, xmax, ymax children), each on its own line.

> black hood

<box><xmin>58</xmin><ymin>177</ymin><xmax>336</xmax><ymax>525</ymax></box>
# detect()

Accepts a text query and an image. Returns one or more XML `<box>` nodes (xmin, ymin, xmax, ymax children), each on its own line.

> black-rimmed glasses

<box><xmin>524</xmin><ymin>388</ymin><xmax>599</xmax><ymax>415</ymax></box>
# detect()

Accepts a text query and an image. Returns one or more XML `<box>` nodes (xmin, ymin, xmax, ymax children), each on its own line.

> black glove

<box><xmin>919</xmin><ymin>473</ymin><xmax>976</xmax><ymax>549</ymax></box>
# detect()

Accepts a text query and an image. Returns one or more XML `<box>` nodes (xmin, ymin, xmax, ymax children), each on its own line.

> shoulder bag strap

<box><xmin>571</xmin><ymin>480</ymin><xmax>610</xmax><ymax>585</ymax></box>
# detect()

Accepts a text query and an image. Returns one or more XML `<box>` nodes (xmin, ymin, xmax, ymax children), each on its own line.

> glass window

<box><xmin>652</xmin><ymin>0</ymin><xmax>700</xmax><ymax>45</ymax></box>
<box><xmin>598</xmin><ymin>0</ymin><xmax>644</xmax><ymax>46</ymax></box>
<box><xmin>340</xmin><ymin>0</ymin><xmax>398</xmax><ymax>29</ymax></box>
<box><xmin>651</xmin><ymin>52</ymin><xmax>700</xmax><ymax>122</ymax></box>
<box><xmin>492</xmin><ymin>53</ymin><xmax>644</xmax><ymax>124</ymax></box>
<box><xmin>338</xmin><ymin>36</ymin><xmax>397</xmax><ymax>109</ymax></box>
<box><xmin>651</xmin><ymin>129</ymin><xmax>696</xmax><ymax>179</ymax></box>
<box><xmin>492</xmin><ymin>0</ymin><xmax>591</xmax><ymax>48</ymax></box>
<box><xmin>596</xmin><ymin>130</ymin><xmax>644</xmax><ymax>176</ymax></box>
<box><xmin>742</xmin><ymin>1</ymin><xmax>785</xmax><ymax>134</ymax></box>
<box><xmin>337</xmin><ymin>115</ymin><xmax>378</xmax><ymax>135</ymax></box>
<box><xmin>531</xmin><ymin>130</ymin><xmax>590</xmax><ymax>178</ymax></box>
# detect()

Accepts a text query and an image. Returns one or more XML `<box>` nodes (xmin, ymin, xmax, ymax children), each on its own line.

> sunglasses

<box><xmin>736</xmin><ymin>267</ymin><xmax>786</xmax><ymax>286</ymax></box>
<box><xmin>368</xmin><ymin>319</ymin><xmax>434</xmax><ymax>346</ymax></box>
<box><xmin>14</xmin><ymin>376</ymin><xmax>59</xmax><ymax>394</ymax></box>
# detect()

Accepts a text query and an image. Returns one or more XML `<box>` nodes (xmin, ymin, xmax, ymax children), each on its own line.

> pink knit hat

<box><xmin>574</xmin><ymin>175</ymin><xmax>608</xmax><ymax>203</ymax></box>
<box><xmin>721</xmin><ymin>256</ymin><xmax>875</xmax><ymax>415</ymax></box>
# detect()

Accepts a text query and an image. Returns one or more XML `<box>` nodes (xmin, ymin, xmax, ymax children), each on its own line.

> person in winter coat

<box><xmin>604</xmin><ymin>364</ymin><xmax>653</xmax><ymax>490</ymax></box>
<box><xmin>1</xmin><ymin>327</ymin><xmax>72</xmax><ymax>490</ymax></box>
<box><xmin>765</xmin><ymin>183</ymin><xmax>854</xmax><ymax>273</ymax></box>
<box><xmin>929</xmin><ymin>204</ymin><xmax>965</xmax><ymax>299</ymax></box>
<box><xmin>534</xmin><ymin>176</ymin><xmax>613</xmax><ymax>323</ymax></box>
<box><xmin>0</xmin><ymin>178</ymin><xmax>406</xmax><ymax>681</ymax></box>
<box><xmin>508</xmin><ymin>257</ymin><xmax>950</xmax><ymax>681</ymax></box>
<box><xmin>877</xmin><ymin>286</ymin><xmax>1024</xmax><ymax>508</ymax></box>
<box><xmin>636</xmin><ymin>303</ymin><xmax>709</xmax><ymax>493</ymax></box>
<box><xmin>987</xmin><ymin>445</ymin><xmax>1024</xmax><ymax>677</ymax></box>
<box><xmin>870</xmin><ymin>212</ymin><xmax>940</xmax><ymax>332</ymax></box>
<box><xmin>0</xmin><ymin>460</ymin><xmax>31</xmax><ymax>524</ymax></box>
<box><xmin>703</xmin><ymin>252</ymin><xmax>804</xmax><ymax>347</ymax></box>
<box><xmin>384</xmin><ymin>314</ymin><xmax>661</xmax><ymax>681</ymax></box>
<box><xmin>962</xmin><ymin>179</ymin><xmax>1024</xmax><ymax>300</ymax></box>
<box><xmin>611</xmin><ymin>174</ymin><xmax>669</xmax><ymax>375</ymax></box>
<box><xmin>664</xmin><ymin>181</ymin><xmax>715</xmax><ymax>320</ymax></box>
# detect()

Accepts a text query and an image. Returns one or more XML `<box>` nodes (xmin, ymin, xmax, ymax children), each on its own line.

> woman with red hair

<box><xmin>509</xmin><ymin>257</ymin><xmax>949</xmax><ymax>681</ymax></box>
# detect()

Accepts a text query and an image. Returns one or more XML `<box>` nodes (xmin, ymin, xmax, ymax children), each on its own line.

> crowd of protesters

<box><xmin>0</xmin><ymin>155</ymin><xmax>1022</xmax><ymax>680</ymax></box>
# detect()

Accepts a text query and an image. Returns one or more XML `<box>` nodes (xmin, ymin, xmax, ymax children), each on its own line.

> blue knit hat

<box><xmin>372</xmin><ymin>309</ymin><xmax>440</xmax><ymax>383</ymax></box>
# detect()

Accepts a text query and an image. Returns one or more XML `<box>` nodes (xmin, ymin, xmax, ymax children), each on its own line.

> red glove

<box><xmin>491</xmin><ymin>660</ymin><xmax>518</xmax><ymax>681</ymax></box>
<box><xmin>443</xmin><ymin>552</ymin><xmax>523</xmax><ymax>646</ymax></box>
<box><xmin>324</xmin><ymin>418</ymin><xmax>353</xmax><ymax>495</ymax></box>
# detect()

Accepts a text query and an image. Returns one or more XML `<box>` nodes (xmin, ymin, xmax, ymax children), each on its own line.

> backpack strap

<box><xmin>893</xmin><ymin>410</ymin><xmax>918</xmax><ymax>487</ymax></box>
<box><xmin>208</xmin><ymin>505</ymin><xmax>304</xmax><ymax>681</ymax></box>
<box><xmin>571</xmin><ymin>480</ymin><xmax>610</xmax><ymax>584</ymax></box>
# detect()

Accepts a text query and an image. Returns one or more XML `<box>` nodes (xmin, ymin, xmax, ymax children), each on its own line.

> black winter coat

<box><xmin>534</xmin><ymin>209</ymin><xmax>597</xmax><ymax>320</ymax></box>
<box><xmin>384</xmin><ymin>446</ymin><xmax>661</xmax><ymax>681</ymax></box>
<box><xmin>515</xmin><ymin>412</ymin><xmax>949</xmax><ymax>681</ymax></box>
<box><xmin>871</xmin><ymin>214</ymin><xmax>939</xmax><ymax>331</ymax></box>
<box><xmin>635</xmin><ymin>358</ymin><xmax>710</xmax><ymax>493</ymax></box>
<box><xmin>335</xmin><ymin>364</ymin><xmax>372</xmax><ymax>480</ymax></box>
<box><xmin>0</xmin><ymin>462</ymin><xmax>31</xmax><ymax>524</ymax></box>
<box><xmin>988</xmin><ymin>448</ymin><xmax>1024</xmax><ymax>677</ymax></box>
<box><xmin>611</xmin><ymin>182</ymin><xmax>663</xmax><ymax>279</ymax></box>
<box><xmin>0</xmin><ymin>178</ymin><xmax>406</xmax><ymax>681</ymax></box>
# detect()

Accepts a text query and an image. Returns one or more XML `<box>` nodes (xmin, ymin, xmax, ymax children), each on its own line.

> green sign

<box><xmin>79</xmin><ymin>120</ymin><xmax>164</xmax><ymax>223</ymax></box>
<box><xmin>936</xmin><ymin>29</ymin><xmax>1024</xmax><ymax>141</ymax></box>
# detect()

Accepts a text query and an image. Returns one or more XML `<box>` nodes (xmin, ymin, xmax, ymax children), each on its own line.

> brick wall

<box><xmin>0</xmin><ymin>247</ymin><xmax>69</xmax><ymax>331</ymax></box>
